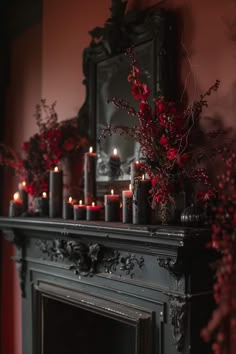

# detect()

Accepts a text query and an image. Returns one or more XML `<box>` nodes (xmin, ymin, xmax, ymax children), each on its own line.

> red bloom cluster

<box><xmin>102</xmin><ymin>49</ymin><xmax>220</xmax><ymax>206</ymax></box>
<box><xmin>0</xmin><ymin>100</ymin><xmax>88</xmax><ymax>197</ymax></box>
<box><xmin>201</xmin><ymin>152</ymin><xmax>236</xmax><ymax>354</ymax></box>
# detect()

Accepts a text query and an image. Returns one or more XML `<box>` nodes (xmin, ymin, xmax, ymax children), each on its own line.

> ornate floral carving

<box><xmin>169</xmin><ymin>296</ymin><xmax>187</xmax><ymax>352</ymax></box>
<box><xmin>104</xmin><ymin>251</ymin><xmax>144</xmax><ymax>276</ymax></box>
<box><xmin>157</xmin><ymin>257</ymin><xmax>184</xmax><ymax>278</ymax></box>
<box><xmin>37</xmin><ymin>239</ymin><xmax>103</xmax><ymax>277</ymax></box>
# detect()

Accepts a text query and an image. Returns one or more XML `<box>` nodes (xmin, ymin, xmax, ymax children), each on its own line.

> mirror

<box><xmin>78</xmin><ymin>0</ymin><xmax>176</xmax><ymax>197</ymax></box>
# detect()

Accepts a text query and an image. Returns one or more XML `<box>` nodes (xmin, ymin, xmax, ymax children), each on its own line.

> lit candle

<box><xmin>130</xmin><ymin>161</ymin><xmax>144</xmax><ymax>187</ymax></box>
<box><xmin>86</xmin><ymin>202</ymin><xmax>100</xmax><ymax>221</ymax></box>
<box><xmin>84</xmin><ymin>146</ymin><xmax>96</xmax><ymax>205</ymax></box>
<box><xmin>34</xmin><ymin>192</ymin><xmax>49</xmax><ymax>216</ymax></box>
<box><xmin>73</xmin><ymin>200</ymin><xmax>86</xmax><ymax>220</ymax></box>
<box><xmin>18</xmin><ymin>180</ymin><xmax>28</xmax><ymax>212</ymax></box>
<box><xmin>49</xmin><ymin>166</ymin><xmax>63</xmax><ymax>218</ymax></box>
<box><xmin>133</xmin><ymin>175</ymin><xmax>152</xmax><ymax>224</ymax></box>
<box><xmin>108</xmin><ymin>147</ymin><xmax>121</xmax><ymax>179</ymax></box>
<box><xmin>122</xmin><ymin>184</ymin><xmax>133</xmax><ymax>223</ymax></box>
<box><xmin>63</xmin><ymin>196</ymin><xmax>74</xmax><ymax>219</ymax></box>
<box><xmin>104</xmin><ymin>189</ymin><xmax>120</xmax><ymax>222</ymax></box>
<box><xmin>9</xmin><ymin>192</ymin><xmax>23</xmax><ymax>217</ymax></box>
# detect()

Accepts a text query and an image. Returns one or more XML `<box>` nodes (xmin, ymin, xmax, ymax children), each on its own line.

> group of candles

<box><xmin>9</xmin><ymin>147</ymin><xmax>152</xmax><ymax>224</ymax></box>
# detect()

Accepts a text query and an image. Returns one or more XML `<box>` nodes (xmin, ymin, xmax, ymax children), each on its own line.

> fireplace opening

<box><xmin>35</xmin><ymin>282</ymin><xmax>153</xmax><ymax>354</ymax></box>
<box><xmin>43</xmin><ymin>297</ymin><xmax>136</xmax><ymax>354</ymax></box>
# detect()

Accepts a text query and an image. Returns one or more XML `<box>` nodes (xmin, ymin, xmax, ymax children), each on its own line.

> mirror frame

<box><xmin>78</xmin><ymin>0</ymin><xmax>176</xmax><ymax>198</ymax></box>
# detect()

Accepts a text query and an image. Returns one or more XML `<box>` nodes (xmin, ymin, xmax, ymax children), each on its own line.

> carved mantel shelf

<box><xmin>0</xmin><ymin>216</ymin><xmax>213</xmax><ymax>354</ymax></box>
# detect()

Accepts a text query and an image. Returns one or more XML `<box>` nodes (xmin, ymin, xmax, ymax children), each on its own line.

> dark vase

<box><xmin>180</xmin><ymin>203</ymin><xmax>206</xmax><ymax>227</ymax></box>
<box><xmin>154</xmin><ymin>190</ymin><xmax>186</xmax><ymax>225</ymax></box>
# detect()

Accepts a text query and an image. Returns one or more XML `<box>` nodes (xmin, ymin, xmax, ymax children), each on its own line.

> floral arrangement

<box><xmin>0</xmin><ymin>99</ymin><xmax>87</xmax><ymax>196</ymax></box>
<box><xmin>201</xmin><ymin>151</ymin><xmax>236</xmax><ymax>354</ymax></box>
<box><xmin>101</xmin><ymin>49</ymin><xmax>223</xmax><ymax>208</ymax></box>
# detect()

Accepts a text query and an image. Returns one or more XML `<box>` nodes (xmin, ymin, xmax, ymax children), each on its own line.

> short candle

<box><xmin>74</xmin><ymin>200</ymin><xmax>86</xmax><ymax>220</ymax></box>
<box><xmin>86</xmin><ymin>202</ymin><xmax>100</xmax><ymax>221</ymax></box>
<box><xmin>9</xmin><ymin>192</ymin><xmax>23</xmax><ymax>217</ymax></box>
<box><xmin>18</xmin><ymin>180</ymin><xmax>28</xmax><ymax>212</ymax></box>
<box><xmin>133</xmin><ymin>175</ymin><xmax>152</xmax><ymax>225</ymax></box>
<box><xmin>104</xmin><ymin>189</ymin><xmax>120</xmax><ymax>222</ymax></box>
<box><xmin>63</xmin><ymin>196</ymin><xmax>74</xmax><ymax>220</ymax></box>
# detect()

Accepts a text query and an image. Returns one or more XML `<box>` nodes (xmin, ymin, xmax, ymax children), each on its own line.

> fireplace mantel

<box><xmin>0</xmin><ymin>217</ymin><xmax>213</xmax><ymax>354</ymax></box>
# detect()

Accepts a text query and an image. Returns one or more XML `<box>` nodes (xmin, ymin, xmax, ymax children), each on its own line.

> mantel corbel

<box><xmin>3</xmin><ymin>229</ymin><xmax>27</xmax><ymax>297</ymax></box>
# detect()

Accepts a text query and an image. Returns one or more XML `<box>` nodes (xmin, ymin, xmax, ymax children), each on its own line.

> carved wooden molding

<box><xmin>103</xmin><ymin>251</ymin><xmax>144</xmax><ymax>276</ymax></box>
<box><xmin>37</xmin><ymin>239</ymin><xmax>144</xmax><ymax>278</ymax></box>
<box><xmin>4</xmin><ymin>230</ymin><xmax>27</xmax><ymax>297</ymax></box>
<box><xmin>169</xmin><ymin>295</ymin><xmax>187</xmax><ymax>352</ymax></box>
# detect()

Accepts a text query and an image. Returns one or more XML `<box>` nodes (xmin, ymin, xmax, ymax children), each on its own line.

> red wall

<box><xmin>2</xmin><ymin>0</ymin><xmax>236</xmax><ymax>354</ymax></box>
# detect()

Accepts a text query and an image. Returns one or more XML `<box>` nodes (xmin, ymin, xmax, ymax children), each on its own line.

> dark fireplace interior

<box><xmin>42</xmin><ymin>296</ymin><xmax>136</xmax><ymax>354</ymax></box>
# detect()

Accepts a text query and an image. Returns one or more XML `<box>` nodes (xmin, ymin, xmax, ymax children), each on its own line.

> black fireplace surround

<box><xmin>0</xmin><ymin>217</ymin><xmax>214</xmax><ymax>354</ymax></box>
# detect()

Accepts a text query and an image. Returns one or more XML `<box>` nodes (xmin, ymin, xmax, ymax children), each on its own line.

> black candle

<box><xmin>104</xmin><ymin>189</ymin><xmax>120</xmax><ymax>222</ymax></box>
<box><xmin>9</xmin><ymin>192</ymin><xmax>23</xmax><ymax>217</ymax></box>
<box><xmin>49</xmin><ymin>166</ymin><xmax>63</xmax><ymax>218</ymax></box>
<box><xmin>86</xmin><ymin>203</ymin><xmax>100</xmax><ymax>221</ymax></box>
<box><xmin>34</xmin><ymin>192</ymin><xmax>49</xmax><ymax>216</ymax></box>
<box><xmin>73</xmin><ymin>200</ymin><xmax>86</xmax><ymax>220</ymax></box>
<box><xmin>18</xmin><ymin>181</ymin><xmax>28</xmax><ymax>212</ymax></box>
<box><xmin>130</xmin><ymin>161</ymin><xmax>144</xmax><ymax>187</ymax></box>
<box><xmin>133</xmin><ymin>176</ymin><xmax>152</xmax><ymax>224</ymax></box>
<box><xmin>122</xmin><ymin>185</ymin><xmax>133</xmax><ymax>223</ymax></box>
<box><xmin>84</xmin><ymin>147</ymin><xmax>96</xmax><ymax>205</ymax></box>
<box><xmin>108</xmin><ymin>148</ymin><xmax>121</xmax><ymax>179</ymax></box>
<box><xmin>63</xmin><ymin>197</ymin><xmax>74</xmax><ymax>219</ymax></box>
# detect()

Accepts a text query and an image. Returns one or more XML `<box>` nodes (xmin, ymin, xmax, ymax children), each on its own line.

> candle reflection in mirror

<box><xmin>109</xmin><ymin>148</ymin><xmax>121</xmax><ymax>179</ymax></box>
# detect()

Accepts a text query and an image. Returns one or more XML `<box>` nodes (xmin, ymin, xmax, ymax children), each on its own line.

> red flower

<box><xmin>131</xmin><ymin>82</ymin><xmax>150</xmax><ymax>100</ymax></box>
<box><xmin>159</xmin><ymin>135</ymin><xmax>169</xmax><ymax>149</ymax></box>
<box><xmin>22</xmin><ymin>141</ymin><xmax>29</xmax><ymax>151</ymax></box>
<box><xmin>176</xmin><ymin>153</ymin><xmax>190</xmax><ymax>168</ymax></box>
<box><xmin>166</xmin><ymin>148</ymin><xmax>178</xmax><ymax>161</ymax></box>
<box><xmin>63</xmin><ymin>137</ymin><xmax>76</xmax><ymax>151</ymax></box>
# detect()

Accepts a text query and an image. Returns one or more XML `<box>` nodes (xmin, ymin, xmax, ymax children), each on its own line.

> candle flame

<box><xmin>13</xmin><ymin>192</ymin><xmax>20</xmax><ymax>201</ymax></box>
<box><xmin>68</xmin><ymin>197</ymin><xmax>73</xmax><ymax>203</ymax></box>
<box><xmin>42</xmin><ymin>192</ymin><xmax>47</xmax><ymax>198</ymax></box>
<box><xmin>89</xmin><ymin>146</ymin><xmax>93</xmax><ymax>153</ymax></box>
<box><xmin>135</xmin><ymin>160</ymin><xmax>140</xmax><ymax>164</ymax></box>
<box><xmin>92</xmin><ymin>202</ymin><xmax>95</xmax><ymax>206</ymax></box>
<box><xmin>113</xmin><ymin>148</ymin><xmax>118</xmax><ymax>155</ymax></box>
<box><xmin>142</xmin><ymin>174</ymin><xmax>145</xmax><ymax>180</ymax></box>
<box><xmin>79</xmin><ymin>200</ymin><xmax>83</xmax><ymax>205</ymax></box>
<box><xmin>22</xmin><ymin>181</ymin><xmax>26</xmax><ymax>187</ymax></box>
<box><xmin>111</xmin><ymin>189</ymin><xmax>114</xmax><ymax>195</ymax></box>
<box><xmin>54</xmin><ymin>166</ymin><xmax>59</xmax><ymax>172</ymax></box>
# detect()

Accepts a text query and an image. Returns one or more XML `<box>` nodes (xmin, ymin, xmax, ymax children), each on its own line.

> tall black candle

<box><xmin>84</xmin><ymin>147</ymin><xmax>96</xmax><ymax>205</ymax></box>
<box><xmin>49</xmin><ymin>166</ymin><xmax>63</xmax><ymax>217</ymax></box>
<box><xmin>18</xmin><ymin>181</ymin><xmax>28</xmax><ymax>212</ymax></box>
<box><xmin>130</xmin><ymin>161</ymin><xmax>144</xmax><ymax>187</ymax></box>
<box><xmin>133</xmin><ymin>176</ymin><xmax>152</xmax><ymax>224</ymax></box>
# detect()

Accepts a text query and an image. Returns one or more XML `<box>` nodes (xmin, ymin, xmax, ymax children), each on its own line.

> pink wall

<box><xmin>1</xmin><ymin>23</ymin><xmax>42</xmax><ymax>354</ymax></box>
<box><xmin>2</xmin><ymin>1</ymin><xmax>236</xmax><ymax>354</ymax></box>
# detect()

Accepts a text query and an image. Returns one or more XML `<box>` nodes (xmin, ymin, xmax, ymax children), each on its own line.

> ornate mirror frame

<box><xmin>78</xmin><ymin>0</ymin><xmax>176</xmax><ymax>198</ymax></box>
